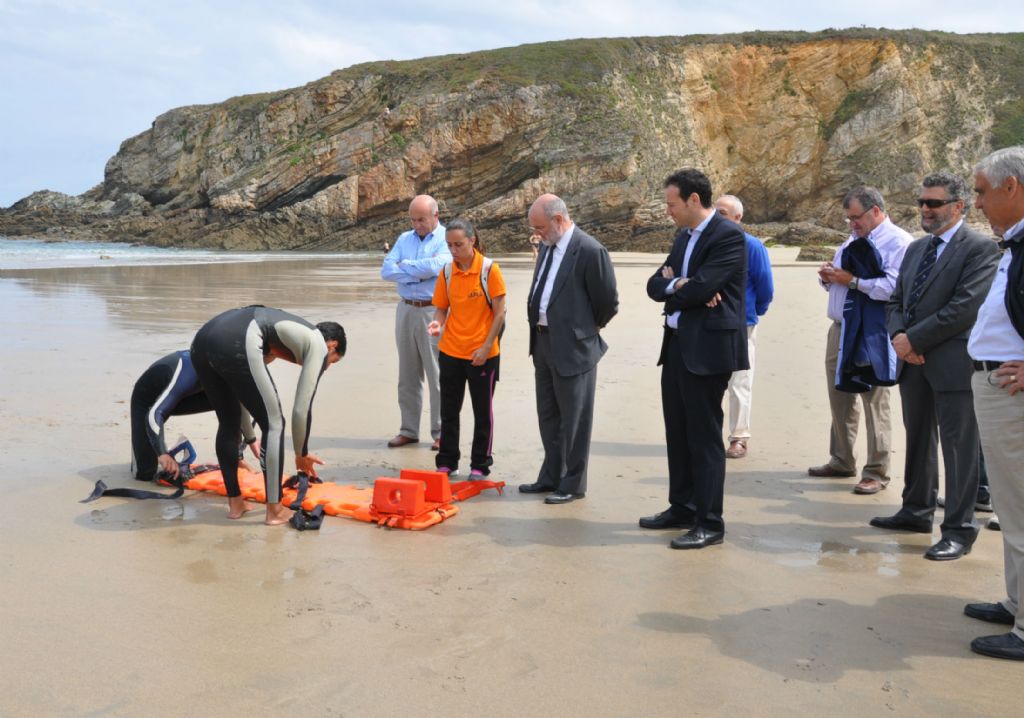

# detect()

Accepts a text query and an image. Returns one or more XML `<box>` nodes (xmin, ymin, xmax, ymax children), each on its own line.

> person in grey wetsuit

<box><xmin>130</xmin><ymin>350</ymin><xmax>261</xmax><ymax>482</ymax></box>
<box><xmin>190</xmin><ymin>306</ymin><xmax>346</xmax><ymax>525</ymax></box>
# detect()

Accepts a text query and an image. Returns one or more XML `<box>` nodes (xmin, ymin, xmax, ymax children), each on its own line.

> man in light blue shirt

<box><xmin>380</xmin><ymin>195</ymin><xmax>451</xmax><ymax>448</ymax></box>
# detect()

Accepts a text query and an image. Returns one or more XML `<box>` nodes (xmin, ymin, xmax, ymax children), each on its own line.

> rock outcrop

<box><xmin>3</xmin><ymin>30</ymin><xmax>1023</xmax><ymax>251</ymax></box>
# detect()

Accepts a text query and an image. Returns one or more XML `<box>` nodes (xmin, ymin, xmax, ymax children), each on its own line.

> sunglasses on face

<box><xmin>917</xmin><ymin>198</ymin><xmax>958</xmax><ymax>209</ymax></box>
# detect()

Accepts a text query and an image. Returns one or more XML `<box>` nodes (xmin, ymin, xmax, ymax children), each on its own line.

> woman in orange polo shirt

<box><xmin>427</xmin><ymin>219</ymin><xmax>506</xmax><ymax>478</ymax></box>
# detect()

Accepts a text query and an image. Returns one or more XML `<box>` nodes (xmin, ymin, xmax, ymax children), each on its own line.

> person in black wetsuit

<box><xmin>190</xmin><ymin>306</ymin><xmax>346</xmax><ymax>525</ymax></box>
<box><xmin>130</xmin><ymin>350</ymin><xmax>261</xmax><ymax>482</ymax></box>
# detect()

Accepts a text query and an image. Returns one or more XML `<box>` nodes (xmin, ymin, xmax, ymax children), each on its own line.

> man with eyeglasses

<box><xmin>811</xmin><ymin>187</ymin><xmax>911</xmax><ymax>495</ymax></box>
<box><xmin>963</xmin><ymin>146</ymin><xmax>1024</xmax><ymax>661</ymax></box>
<box><xmin>870</xmin><ymin>172</ymin><xmax>999</xmax><ymax>561</ymax></box>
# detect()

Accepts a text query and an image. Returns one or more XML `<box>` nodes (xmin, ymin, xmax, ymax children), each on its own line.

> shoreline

<box><xmin>1</xmin><ymin>249</ymin><xmax>1015</xmax><ymax>717</ymax></box>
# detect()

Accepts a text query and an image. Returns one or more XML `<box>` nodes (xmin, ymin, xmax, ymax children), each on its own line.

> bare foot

<box><xmin>265</xmin><ymin>502</ymin><xmax>294</xmax><ymax>526</ymax></box>
<box><xmin>227</xmin><ymin>496</ymin><xmax>258</xmax><ymax>519</ymax></box>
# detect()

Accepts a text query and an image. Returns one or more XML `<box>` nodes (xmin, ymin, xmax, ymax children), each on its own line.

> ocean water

<box><xmin>0</xmin><ymin>236</ymin><xmax>370</xmax><ymax>270</ymax></box>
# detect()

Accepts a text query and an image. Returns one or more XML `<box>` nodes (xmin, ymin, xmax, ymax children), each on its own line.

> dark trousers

<box><xmin>532</xmin><ymin>331</ymin><xmax>597</xmax><ymax>495</ymax></box>
<box><xmin>897</xmin><ymin>364</ymin><xmax>980</xmax><ymax>543</ymax></box>
<box><xmin>661</xmin><ymin>333</ymin><xmax>731</xmax><ymax>532</ymax></box>
<box><xmin>436</xmin><ymin>351</ymin><xmax>499</xmax><ymax>475</ymax></box>
<box><xmin>130</xmin><ymin>366</ymin><xmax>211</xmax><ymax>481</ymax></box>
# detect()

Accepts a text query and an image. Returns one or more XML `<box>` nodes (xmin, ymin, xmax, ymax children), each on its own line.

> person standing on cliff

<box><xmin>810</xmin><ymin>187</ymin><xmax>911</xmax><ymax>494</ymax></box>
<box><xmin>713</xmin><ymin>195</ymin><xmax>774</xmax><ymax>460</ymax></box>
<box><xmin>381</xmin><ymin>195</ymin><xmax>451</xmax><ymax>449</ymax></box>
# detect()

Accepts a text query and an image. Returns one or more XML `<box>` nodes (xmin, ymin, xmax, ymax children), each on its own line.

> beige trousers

<box><xmin>824</xmin><ymin>321</ymin><xmax>891</xmax><ymax>481</ymax></box>
<box><xmin>973</xmin><ymin>371</ymin><xmax>1024</xmax><ymax>639</ymax></box>
<box><xmin>727</xmin><ymin>325</ymin><xmax>757</xmax><ymax>441</ymax></box>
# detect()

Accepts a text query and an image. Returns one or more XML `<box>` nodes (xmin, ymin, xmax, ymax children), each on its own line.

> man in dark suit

<box><xmin>518</xmin><ymin>194</ymin><xmax>619</xmax><ymax>504</ymax></box>
<box><xmin>640</xmin><ymin>169</ymin><xmax>749</xmax><ymax>549</ymax></box>
<box><xmin>871</xmin><ymin>171</ymin><xmax>1000</xmax><ymax>560</ymax></box>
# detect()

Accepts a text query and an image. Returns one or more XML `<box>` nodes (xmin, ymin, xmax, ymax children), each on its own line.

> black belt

<box><xmin>535</xmin><ymin>325</ymin><xmax>549</xmax><ymax>334</ymax></box>
<box><xmin>402</xmin><ymin>299</ymin><xmax>432</xmax><ymax>307</ymax></box>
<box><xmin>974</xmin><ymin>360</ymin><xmax>1003</xmax><ymax>371</ymax></box>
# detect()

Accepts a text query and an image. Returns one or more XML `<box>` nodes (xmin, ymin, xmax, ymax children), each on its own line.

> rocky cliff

<box><xmin>4</xmin><ymin>29</ymin><xmax>1023</xmax><ymax>251</ymax></box>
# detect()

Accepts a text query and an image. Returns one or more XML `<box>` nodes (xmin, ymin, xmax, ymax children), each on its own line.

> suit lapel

<box><xmin>685</xmin><ymin>213</ymin><xmax>719</xmax><ymax>276</ymax></box>
<box><xmin>547</xmin><ymin>228</ymin><xmax>580</xmax><ymax>307</ymax></box>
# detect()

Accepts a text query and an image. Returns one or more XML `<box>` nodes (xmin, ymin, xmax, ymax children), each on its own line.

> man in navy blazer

<box><xmin>640</xmin><ymin>169</ymin><xmax>749</xmax><ymax>549</ymax></box>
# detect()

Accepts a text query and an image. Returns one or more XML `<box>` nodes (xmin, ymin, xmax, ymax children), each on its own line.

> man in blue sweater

<box><xmin>714</xmin><ymin>195</ymin><xmax>774</xmax><ymax>459</ymax></box>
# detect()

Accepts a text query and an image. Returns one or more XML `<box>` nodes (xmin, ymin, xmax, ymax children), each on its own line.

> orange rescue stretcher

<box><xmin>185</xmin><ymin>466</ymin><xmax>504</xmax><ymax>530</ymax></box>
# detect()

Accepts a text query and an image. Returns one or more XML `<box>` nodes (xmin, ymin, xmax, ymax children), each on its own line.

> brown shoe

<box><xmin>726</xmin><ymin>439</ymin><xmax>747</xmax><ymax>459</ymax></box>
<box><xmin>387</xmin><ymin>434</ymin><xmax>419</xmax><ymax>448</ymax></box>
<box><xmin>808</xmin><ymin>464</ymin><xmax>856</xmax><ymax>478</ymax></box>
<box><xmin>854</xmin><ymin>478</ymin><xmax>886</xmax><ymax>494</ymax></box>
<box><xmin>431</xmin><ymin>438</ymin><xmax>441</xmax><ymax>451</ymax></box>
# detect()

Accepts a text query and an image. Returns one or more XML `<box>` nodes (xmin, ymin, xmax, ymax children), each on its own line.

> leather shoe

<box><xmin>964</xmin><ymin>602</ymin><xmax>1016</xmax><ymax>625</ymax></box>
<box><xmin>924</xmin><ymin>537</ymin><xmax>971</xmax><ymax>561</ymax></box>
<box><xmin>639</xmin><ymin>510</ymin><xmax>695</xmax><ymax>530</ymax></box>
<box><xmin>970</xmin><ymin>632</ymin><xmax>1024</xmax><ymax>661</ymax></box>
<box><xmin>726</xmin><ymin>439</ymin><xmax>747</xmax><ymax>459</ymax></box>
<box><xmin>853</xmin><ymin>478</ymin><xmax>886</xmax><ymax>494</ymax></box>
<box><xmin>387</xmin><ymin>434</ymin><xmax>418</xmax><ymax>448</ymax></box>
<box><xmin>807</xmin><ymin>464</ymin><xmax>855</xmax><ymax>478</ymax></box>
<box><xmin>544</xmin><ymin>491</ymin><xmax>584</xmax><ymax>504</ymax></box>
<box><xmin>431</xmin><ymin>438</ymin><xmax>440</xmax><ymax>451</ymax></box>
<box><xmin>669</xmin><ymin>526</ymin><xmax>724</xmax><ymax>550</ymax></box>
<box><xmin>518</xmin><ymin>482</ymin><xmax>555</xmax><ymax>494</ymax></box>
<box><xmin>869</xmin><ymin>514</ymin><xmax>933</xmax><ymax>533</ymax></box>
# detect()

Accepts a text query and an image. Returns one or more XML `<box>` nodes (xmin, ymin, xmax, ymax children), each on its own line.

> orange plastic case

<box><xmin>185</xmin><ymin>467</ymin><xmax>503</xmax><ymax>530</ymax></box>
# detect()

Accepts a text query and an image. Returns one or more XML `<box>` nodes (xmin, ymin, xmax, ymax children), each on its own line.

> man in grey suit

<box><xmin>518</xmin><ymin>194</ymin><xmax>619</xmax><ymax>504</ymax></box>
<box><xmin>871</xmin><ymin>171</ymin><xmax>1000</xmax><ymax>560</ymax></box>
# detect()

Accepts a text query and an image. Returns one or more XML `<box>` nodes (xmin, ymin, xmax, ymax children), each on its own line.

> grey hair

<box><xmin>718</xmin><ymin>194</ymin><xmax>744</xmax><ymax>219</ymax></box>
<box><xmin>539</xmin><ymin>196</ymin><xmax>569</xmax><ymax>221</ymax></box>
<box><xmin>975</xmin><ymin>146</ymin><xmax>1024</xmax><ymax>187</ymax></box>
<box><xmin>842</xmin><ymin>186</ymin><xmax>886</xmax><ymax>213</ymax></box>
<box><xmin>922</xmin><ymin>171</ymin><xmax>970</xmax><ymax>209</ymax></box>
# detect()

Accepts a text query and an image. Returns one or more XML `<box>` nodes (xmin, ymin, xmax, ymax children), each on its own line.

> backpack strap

<box><xmin>480</xmin><ymin>257</ymin><xmax>493</xmax><ymax>307</ymax></box>
<box><xmin>442</xmin><ymin>262</ymin><xmax>453</xmax><ymax>305</ymax></box>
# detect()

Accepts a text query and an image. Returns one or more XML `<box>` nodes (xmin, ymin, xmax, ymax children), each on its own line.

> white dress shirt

<box><xmin>532</xmin><ymin>223</ymin><xmax>574</xmax><ymax>326</ymax></box>
<box><xmin>822</xmin><ymin>217</ymin><xmax>912</xmax><ymax>322</ymax></box>
<box><xmin>665</xmin><ymin>213</ymin><xmax>714</xmax><ymax>329</ymax></box>
<box><xmin>969</xmin><ymin>217</ymin><xmax>1024</xmax><ymax>361</ymax></box>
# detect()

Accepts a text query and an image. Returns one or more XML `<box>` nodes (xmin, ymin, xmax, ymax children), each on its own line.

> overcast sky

<box><xmin>1</xmin><ymin>0</ymin><xmax>1021</xmax><ymax>207</ymax></box>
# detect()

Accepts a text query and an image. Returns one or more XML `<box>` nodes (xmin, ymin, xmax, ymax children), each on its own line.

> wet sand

<box><xmin>0</xmin><ymin>250</ymin><xmax>1018</xmax><ymax>717</ymax></box>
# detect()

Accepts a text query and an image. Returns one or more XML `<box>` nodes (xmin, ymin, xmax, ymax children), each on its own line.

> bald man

<box><xmin>381</xmin><ymin>195</ymin><xmax>452</xmax><ymax>449</ymax></box>
<box><xmin>713</xmin><ymin>195</ymin><xmax>774</xmax><ymax>459</ymax></box>
<box><xmin>519</xmin><ymin>194</ymin><xmax>619</xmax><ymax>504</ymax></box>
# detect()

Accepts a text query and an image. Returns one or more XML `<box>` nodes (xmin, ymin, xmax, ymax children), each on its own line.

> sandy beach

<box><xmin>0</xmin><ymin>248</ymin><xmax>1019</xmax><ymax>717</ymax></box>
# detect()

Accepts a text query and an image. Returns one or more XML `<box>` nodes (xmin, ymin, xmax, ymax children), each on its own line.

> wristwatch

<box><xmin>849</xmin><ymin>276</ymin><xmax>860</xmax><ymax>292</ymax></box>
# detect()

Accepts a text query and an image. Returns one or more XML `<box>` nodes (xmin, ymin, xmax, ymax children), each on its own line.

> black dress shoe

<box><xmin>544</xmin><ymin>491</ymin><xmax>584</xmax><ymax>504</ymax></box>
<box><xmin>869</xmin><ymin>514</ymin><xmax>933</xmax><ymax>533</ymax></box>
<box><xmin>669</xmin><ymin>526</ymin><xmax>724</xmax><ymax>550</ymax></box>
<box><xmin>518</xmin><ymin>482</ymin><xmax>555</xmax><ymax>494</ymax></box>
<box><xmin>965</xmin><ymin>602</ymin><xmax>1016</xmax><ymax>625</ymax></box>
<box><xmin>639</xmin><ymin>510</ymin><xmax>695</xmax><ymax>530</ymax></box>
<box><xmin>970</xmin><ymin>632</ymin><xmax>1024</xmax><ymax>661</ymax></box>
<box><xmin>924</xmin><ymin>537</ymin><xmax>971</xmax><ymax>561</ymax></box>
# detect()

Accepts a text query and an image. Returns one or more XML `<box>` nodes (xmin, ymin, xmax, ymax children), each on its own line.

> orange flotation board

<box><xmin>184</xmin><ymin>467</ymin><xmax>504</xmax><ymax>530</ymax></box>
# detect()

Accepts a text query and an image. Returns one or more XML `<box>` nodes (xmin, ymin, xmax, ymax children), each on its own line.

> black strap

<box><xmin>81</xmin><ymin>469</ymin><xmax>188</xmax><ymax>503</ymax></box>
<box><xmin>284</xmin><ymin>472</ymin><xmax>326</xmax><ymax>531</ymax></box>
